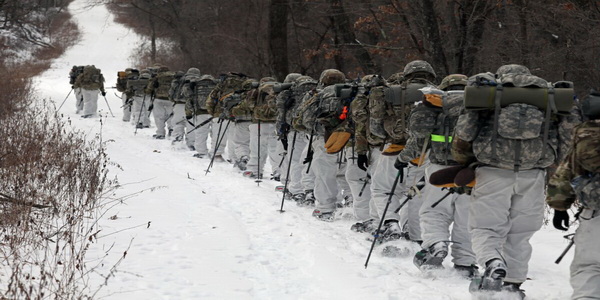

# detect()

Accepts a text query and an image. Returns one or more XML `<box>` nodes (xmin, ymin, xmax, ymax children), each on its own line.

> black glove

<box><xmin>279</xmin><ymin>123</ymin><xmax>290</xmax><ymax>136</ymax></box>
<box><xmin>101</xmin><ymin>91</ymin><xmax>106</xmax><ymax>97</ymax></box>
<box><xmin>281</xmin><ymin>135</ymin><xmax>288</xmax><ymax>151</ymax></box>
<box><xmin>303</xmin><ymin>149</ymin><xmax>313</xmax><ymax>164</ymax></box>
<box><xmin>553</xmin><ymin>210</ymin><xmax>569</xmax><ymax>231</ymax></box>
<box><xmin>186</xmin><ymin>115</ymin><xmax>193</xmax><ymax>120</ymax></box>
<box><xmin>394</xmin><ymin>158</ymin><xmax>408</xmax><ymax>170</ymax></box>
<box><xmin>357</xmin><ymin>154</ymin><xmax>369</xmax><ymax>171</ymax></box>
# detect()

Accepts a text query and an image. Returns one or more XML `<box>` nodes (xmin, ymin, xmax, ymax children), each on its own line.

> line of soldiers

<box><xmin>99</xmin><ymin>61</ymin><xmax>596</xmax><ymax>299</ymax></box>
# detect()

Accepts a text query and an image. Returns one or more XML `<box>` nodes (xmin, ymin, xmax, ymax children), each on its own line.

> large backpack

<box><xmin>280</xmin><ymin>78</ymin><xmax>317</xmax><ymax>126</ymax></box>
<box><xmin>457</xmin><ymin>73</ymin><xmax>574</xmax><ymax>171</ymax></box>
<box><xmin>127</xmin><ymin>78</ymin><xmax>149</xmax><ymax>97</ymax></box>
<box><xmin>185</xmin><ymin>75</ymin><xmax>217</xmax><ymax>114</ymax></box>
<box><xmin>168</xmin><ymin>72</ymin><xmax>186</xmax><ymax>103</ymax></box>
<box><xmin>369</xmin><ymin>78</ymin><xmax>432</xmax><ymax>142</ymax></box>
<box><xmin>153</xmin><ymin>71</ymin><xmax>175</xmax><ymax>99</ymax></box>
<box><xmin>79</xmin><ymin>65</ymin><xmax>104</xmax><ymax>90</ymax></box>
<box><xmin>253</xmin><ymin>82</ymin><xmax>279</xmax><ymax>122</ymax></box>
<box><xmin>69</xmin><ymin>66</ymin><xmax>84</xmax><ymax>85</ymax></box>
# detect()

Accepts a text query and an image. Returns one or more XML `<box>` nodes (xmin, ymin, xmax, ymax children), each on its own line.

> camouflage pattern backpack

<box><xmin>185</xmin><ymin>75</ymin><xmax>217</xmax><ymax>115</ymax></box>
<box><xmin>168</xmin><ymin>71</ymin><xmax>186</xmax><ymax>103</ymax></box>
<box><xmin>276</xmin><ymin>76</ymin><xmax>318</xmax><ymax>132</ymax></box>
<box><xmin>78</xmin><ymin>65</ymin><xmax>104</xmax><ymax>90</ymax></box>
<box><xmin>368</xmin><ymin>78</ymin><xmax>433</xmax><ymax>143</ymax></box>
<box><xmin>455</xmin><ymin>69</ymin><xmax>561</xmax><ymax>171</ymax></box>
<box><xmin>351</xmin><ymin>75</ymin><xmax>387</xmax><ymax>154</ymax></box>
<box><xmin>127</xmin><ymin>71</ymin><xmax>150</xmax><ymax>98</ymax></box>
<box><xmin>69</xmin><ymin>65</ymin><xmax>84</xmax><ymax>85</ymax></box>
<box><xmin>152</xmin><ymin>71</ymin><xmax>176</xmax><ymax>100</ymax></box>
<box><xmin>253</xmin><ymin>80</ymin><xmax>279</xmax><ymax>122</ymax></box>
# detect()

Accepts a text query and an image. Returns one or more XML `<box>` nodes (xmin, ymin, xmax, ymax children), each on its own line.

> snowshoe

<box><xmin>502</xmin><ymin>282</ymin><xmax>526</xmax><ymax>299</ymax></box>
<box><xmin>152</xmin><ymin>134</ymin><xmax>165</xmax><ymax>140</ymax></box>
<box><xmin>193</xmin><ymin>153</ymin><xmax>205</xmax><ymax>159</ymax></box>
<box><xmin>275</xmin><ymin>186</ymin><xmax>286</xmax><ymax>192</ymax></box>
<box><xmin>350</xmin><ymin>219</ymin><xmax>376</xmax><ymax>233</ymax></box>
<box><xmin>469</xmin><ymin>259</ymin><xmax>507</xmax><ymax>294</ymax></box>
<box><xmin>312</xmin><ymin>209</ymin><xmax>334</xmax><ymax>222</ymax></box>
<box><xmin>381</xmin><ymin>245</ymin><xmax>412</xmax><ymax>258</ymax></box>
<box><xmin>270</xmin><ymin>172</ymin><xmax>281</xmax><ymax>181</ymax></box>
<box><xmin>297</xmin><ymin>190</ymin><xmax>315</xmax><ymax>207</ymax></box>
<box><xmin>81</xmin><ymin>114</ymin><xmax>93</xmax><ymax>118</ymax></box>
<box><xmin>454</xmin><ymin>264</ymin><xmax>479</xmax><ymax>280</ymax></box>
<box><xmin>136</xmin><ymin>123</ymin><xmax>144</xmax><ymax>129</ymax></box>
<box><xmin>373</xmin><ymin>220</ymin><xmax>408</xmax><ymax>245</ymax></box>
<box><xmin>414</xmin><ymin>242</ymin><xmax>448</xmax><ymax>271</ymax></box>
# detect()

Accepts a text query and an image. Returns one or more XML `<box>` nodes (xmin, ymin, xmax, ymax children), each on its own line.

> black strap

<box><xmin>540</xmin><ymin>87</ymin><xmax>555</xmax><ymax>161</ymax></box>
<box><xmin>491</xmin><ymin>85</ymin><xmax>503</xmax><ymax>163</ymax></box>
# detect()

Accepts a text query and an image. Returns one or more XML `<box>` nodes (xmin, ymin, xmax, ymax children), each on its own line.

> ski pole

<box><xmin>134</xmin><ymin>95</ymin><xmax>147</xmax><ymax>135</ymax></box>
<box><xmin>393</xmin><ymin>176</ymin><xmax>425</xmax><ymax>214</ymax></box>
<box><xmin>256</xmin><ymin>120</ymin><xmax>262</xmax><ymax>185</ymax></box>
<box><xmin>358</xmin><ymin>174</ymin><xmax>371</xmax><ymax>197</ymax></box>
<box><xmin>555</xmin><ymin>234</ymin><xmax>575</xmax><ymax>264</ymax></box>
<box><xmin>57</xmin><ymin>88</ymin><xmax>73</xmax><ymax>111</ymax></box>
<box><xmin>206</xmin><ymin>118</ymin><xmax>224</xmax><ymax>175</ymax></box>
<box><xmin>206</xmin><ymin>119</ymin><xmax>230</xmax><ymax>175</ymax></box>
<box><xmin>365</xmin><ymin>168</ymin><xmax>403</xmax><ymax>269</ymax></box>
<box><xmin>279</xmin><ymin>131</ymin><xmax>297</xmax><ymax>213</ymax></box>
<box><xmin>102</xmin><ymin>94</ymin><xmax>115</xmax><ymax>117</ymax></box>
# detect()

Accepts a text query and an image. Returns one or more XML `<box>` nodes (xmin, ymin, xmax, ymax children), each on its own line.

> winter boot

<box><xmin>371</xmin><ymin>220</ymin><xmax>407</xmax><ymax>245</ymax></box>
<box><xmin>193</xmin><ymin>153</ymin><xmax>205</xmax><ymax>158</ymax></box>
<box><xmin>413</xmin><ymin>242</ymin><xmax>448</xmax><ymax>270</ymax></box>
<box><xmin>291</xmin><ymin>192</ymin><xmax>305</xmax><ymax>203</ymax></box>
<box><xmin>469</xmin><ymin>258</ymin><xmax>507</xmax><ymax>293</ymax></box>
<box><xmin>297</xmin><ymin>189</ymin><xmax>315</xmax><ymax>206</ymax></box>
<box><xmin>350</xmin><ymin>219</ymin><xmax>376</xmax><ymax>233</ymax></box>
<box><xmin>454</xmin><ymin>264</ymin><xmax>479</xmax><ymax>279</ymax></box>
<box><xmin>237</xmin><ymin>155</ymin><xmax>249</xmax><ymax>171</ymax></box>
<box><xmin>312</xmin><ymin>209</ymin><xmax>334</xmax><ymax>222</ymax></box>
<box><xmin>136</xmin><ymin>123</ymin><xmax>144</xmax><ymax>129</ymax></box>
<box><xmin>152</xmin><ymin>134</ymin><xmax>165</xmax><ymax>140</ymax></box>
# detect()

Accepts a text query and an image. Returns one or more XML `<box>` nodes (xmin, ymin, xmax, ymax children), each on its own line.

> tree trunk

<box><xmin>269</xmin><ymin>0</ymin><xmax>289</xmax><ymax>81</ymax></box>
<box><xmin>419</xmin><ymin>0</ymin><xmax>448</xmax><ymax>77</ymax></box>
<box><xmin>328</xmin><ymin>0</ymin><xmax>380</xmax><ymax>74</ymax></box>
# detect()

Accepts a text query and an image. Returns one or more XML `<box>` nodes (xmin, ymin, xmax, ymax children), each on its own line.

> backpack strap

<box><xmin>491</xmin><ymin>84</ymin><xmax>504</xmax><ymax>164</ymax></box>
<box><xmin>540</xmin><ymin>87</ymin><xmax>556</xmax><ymax>162</ymax></box>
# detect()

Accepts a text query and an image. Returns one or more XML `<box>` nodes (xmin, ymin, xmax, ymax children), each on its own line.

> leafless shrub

<box><xmin>0</xmin><ymin>97</ymin><xmax>121</xmax><ymax>299</ymax></box>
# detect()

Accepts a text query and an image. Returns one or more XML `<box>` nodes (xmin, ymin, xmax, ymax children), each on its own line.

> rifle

<box><xmin>304</xmin><ymin>128</ymin><xmax>315</xmax><ymax>174</ymax></box>
<box><xmin>279</xmin><ymin>131</ymin><xmax>297</xmax><ymax>213</ymax></box>
<box><xmin>393</xmin><ymin>176</ymin><xmax>426</xmax><ymax>214</ymax></box>
<box><xmin>187</xmin><ymin>117</ymin><xmax>214</xmax><ymax>135</ymax></box>
<box><xmin>147</xmin><ymin>92</ymin><xmax>156</xmax><ymax>118</ymax></box>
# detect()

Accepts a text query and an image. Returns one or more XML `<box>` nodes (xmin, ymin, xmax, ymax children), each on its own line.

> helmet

<box><xmin>139</xmin><ymin>69</ymin><xmax>152</xmax><ymax>79</ymax></box>
<box><xmin>259</xmin><ymin>76</ymin><xmax>277</xmax><ymax>84</ymax></box>
<box><xmin>403</xmin><ymin>60</ymin><xmax>436</xmax><ymax>79</ymax></box>
<box><xmin>386</xmin><ymin>72</ymin><xmax>404</xmax><ymax>85</ymax></box>
<box><xmin>438</xmin><ymin>74</ymin><xmax>468</xmax><ymax>90</ymax></box>
<box><xmin>294</xmin><ymin>75</ymin><xmax>316</xmax><ymax>85</ymax></box>
<box><xmin>199</xmin><ymin>74</ymin><xmax>215</xmax><ymax>81</ymax></box>
<box><xmin>496</xmin><ymin>64</ymin><xmax>531</xmax><ymax>76</ymax></box>
<box><xmin>284</xmin><ymin>73</ymin><xmax>302</xmax><ymax>83</ymax></box>
<box><xmin>318</xmin><ymin>69</ymin><xmax>346</xmax><ymax>86</ymax></box>
<box><xmin>186</xmin><ymin>68</ymin><xmax>201</xmax><ymax>76</ymax></box>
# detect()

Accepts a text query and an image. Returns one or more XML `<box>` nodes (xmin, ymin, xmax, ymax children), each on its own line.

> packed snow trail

<box><xmin>32</xmin><ymin>1</ymin><xmax>576</xmax><ymax>299</ymax></box>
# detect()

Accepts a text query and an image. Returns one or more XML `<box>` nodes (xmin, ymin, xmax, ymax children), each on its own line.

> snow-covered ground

<box><xmin>33</xmin><ymin>1</ymin><xmax>576</xmax><ymax>299</ymax></box>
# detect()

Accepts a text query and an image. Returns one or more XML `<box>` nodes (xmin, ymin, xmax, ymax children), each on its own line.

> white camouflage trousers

<box><xmin>121</xmin><ymin>92</ymin><xmax>131</xmax><ymax>122</ymax></box>
<box><xmin>300</xmin><ymin>134</ymin><xmax>316</xmax><ymax>192</ymax></box>
<box><xmin>312</xmin><ymin>137</ymin><xmax>339</xmax><ymax>213</ymax></box>
<box><xmin>419</xmin><ymin>163</ymin><xmax>475</xmax><ymax>266</ymax></box>
<box><xmin>81</xmin><ymin>88</ymin><xmax>99</xmax><ymax>116</ymax></box>
<box><xmin>279</xmin><ymin>131</ymin><xmax>309</xmax><ymax>195</ymax></box>
<box><xmin>345</xmin><ymin>147</ymin><xmax>379</xmax><ymax>222</ymax></box>
<box><xmin>230</xmin><ymin>121</ymin><xmax>251</xmax><ymax>160</ymax></box>
<box><xmin>73</xmin><ymin>88</ymin><xmax>83</xmax><ymax>113</ymax></box>
<box><xmin>192</xmin><ymin>114</ymin><xmax>212</xmax><ymax>156</ymax></box>
<box><xmin>570</xmin><ymin>209</ymin><xmax>600</xmax><ymax>300</ymax></box>
<box><xmin>210</xmin><ymin>118</ymin><xmax>228</xmax><ymax>156</ymax></box>
<box><xmin>152</xmin><ymin>99</ymin><xmax>173</xmax><ymax>137</ymax></box>
<box><xmin>247</xmin><ymin>123</ymin><xmax>279</xmax><ymax>176</ymax></box>
<box><xmin>172</xmin><ymin>103</ymin><xmax>195</xmax><ymax>148</ymax></box>
<box><xmin>131</xmin><ymin>95</ymin><xmax>151</xmax><ymax>127</ymax></box>
<box><xmin>469</xmin><ymin>166</ymin><xmax>545</xmax><ymax>283</ymax></box>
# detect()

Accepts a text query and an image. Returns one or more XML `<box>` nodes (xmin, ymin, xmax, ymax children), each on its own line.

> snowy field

<box><xmin>32</xmin><ymin>1</ymin><xmax>576</xmax><ymax>299</ymax></box>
